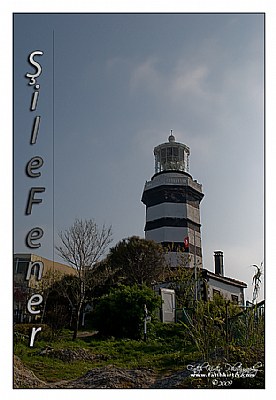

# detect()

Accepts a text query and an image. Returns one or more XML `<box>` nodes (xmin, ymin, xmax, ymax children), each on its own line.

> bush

<box><xmin>91</xmin><ymin>284</ymin><xmax>160</xmax><ymax>339</ymax></box>
<box><xmin>14</xmin><ymin>323</ymin><xmax>52</xmax><ymax>342</ymax></box>
<box><xmin>45</xmin><ymin>304</ymin><xmax>71</xmax><ymax>338</ymax></box>
<box><xmin>180</xmin><ymin>296</ymin><xmax>242</xmax><ymax>361</ymax></box>
<box><xmin>151</xmin><ymin>322</ymin><xmax>187</xmax><ymax>340</ymax></box>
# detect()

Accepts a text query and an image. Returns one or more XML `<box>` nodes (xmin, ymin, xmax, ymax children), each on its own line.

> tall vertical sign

<box><xmin>24</xmin><ymin>50</ymin><xmax>45</xmax><ymax>347</ymax></box>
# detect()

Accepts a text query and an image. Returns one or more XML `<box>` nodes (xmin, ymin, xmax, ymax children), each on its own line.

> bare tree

<box><xmin>55</xmin><ymin>218</ymin><xmax>112</xmax><ymax>339</ymax></box>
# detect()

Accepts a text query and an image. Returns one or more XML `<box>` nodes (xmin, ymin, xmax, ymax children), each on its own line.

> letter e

<box><xmin>26</xmin><ymin>156</ymin><xmax>44</xmax><ymax>178</ymax></box>
<box><xmin>26</xmin><ymin>227</ymin><xmax>44</xmax><ymax>249</ymax></box>
<box><xmin>27</xmin><ymin>294</ymin><xmax>43</xmax><ymax>314</ymax></box>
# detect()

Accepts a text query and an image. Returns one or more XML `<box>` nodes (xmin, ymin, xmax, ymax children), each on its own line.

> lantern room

<box><xmin>154</xmin><ymin>130</ymin><xmax>190</xmax><ymax>174</ymax></box>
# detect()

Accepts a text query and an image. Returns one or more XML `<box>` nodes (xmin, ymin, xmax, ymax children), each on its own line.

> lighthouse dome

<box><xmin>168</xmin><ymin>132</ymin><xmax>175</xmax><ymax>142</ymax></box>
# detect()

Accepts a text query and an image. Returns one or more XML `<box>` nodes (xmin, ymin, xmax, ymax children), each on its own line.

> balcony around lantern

<box><xmin>143</xmin><ymin>171</ymin><xmax>203</xmax><ymax>192</ymax></box>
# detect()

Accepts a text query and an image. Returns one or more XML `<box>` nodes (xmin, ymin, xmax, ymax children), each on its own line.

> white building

<box><xmin>202</xmin><ymin>251</ymin><xmax>246</xmax><ymax>305</ymax></box>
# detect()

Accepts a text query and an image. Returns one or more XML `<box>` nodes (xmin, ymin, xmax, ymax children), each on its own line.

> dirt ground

<box><xmin>13</xmin><ymin>355</ymin><xmax>192</xmax><ymax>389</ymax></box>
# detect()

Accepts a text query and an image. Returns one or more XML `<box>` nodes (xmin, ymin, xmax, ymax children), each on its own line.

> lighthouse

<box><xmin>141</xmin><ymin>131</ymin><xmax>204</xmax><ymax>268</ymax></box>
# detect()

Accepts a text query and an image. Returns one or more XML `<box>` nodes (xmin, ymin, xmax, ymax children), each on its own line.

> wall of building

<box><xmin>207</xmin><ymin>276</ymin><xmax>244</xmax><ymax>305</ymax></box>
<box><xmin>14</xmin><ymin>253</ymin><xmax>76</xmax><ymax>290</ymax></box>
<box><xmin>14</xmin><ymin>253</ymin><xmax>77</xmax><ymax>323</ymax></box>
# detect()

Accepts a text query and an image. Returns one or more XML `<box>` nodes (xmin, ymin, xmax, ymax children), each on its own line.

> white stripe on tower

<box><xmin>146</xmin><ymin>202</ymin><xmax>200</xmax><ymax>223</ymax></box>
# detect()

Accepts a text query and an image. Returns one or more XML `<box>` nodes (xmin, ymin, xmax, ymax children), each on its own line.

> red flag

<box><xmin>184</xmin><ymin>236</ymin><xmax>189</xmax><ymax>250</ymax></box>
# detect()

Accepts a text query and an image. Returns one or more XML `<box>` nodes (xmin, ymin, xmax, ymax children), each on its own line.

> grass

<box><xmin>14</xmin><ymin>324</ymin><xmax>199</xmax><ymax>383</ymax></box>
<box><xmin>14</xmin><ymin>323</ymin><xmax>265</xmax><ymax>388</ymax></box>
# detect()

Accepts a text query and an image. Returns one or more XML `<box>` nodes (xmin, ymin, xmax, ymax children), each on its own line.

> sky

<box><xmin>13</xmin><ymin>13</ymin><xmax>264</xmax><ymax>302</ymax></box>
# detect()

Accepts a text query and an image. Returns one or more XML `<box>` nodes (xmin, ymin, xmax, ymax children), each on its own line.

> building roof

<box><xmin>202</xmin><ymin>268</ymin><xmax>247</xmax><ymax>288</ymax></box>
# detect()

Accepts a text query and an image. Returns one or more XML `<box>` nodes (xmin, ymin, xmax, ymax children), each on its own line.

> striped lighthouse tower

<box><xmin>141</xmin><ymin>131</ymin><xmax>204</xmax><ymax>268</ymax></box>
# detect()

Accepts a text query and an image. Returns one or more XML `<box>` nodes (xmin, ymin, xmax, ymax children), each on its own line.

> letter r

<box><xmin>29</xmin><ymin>327</ymin><xmax>42</xmax><ymax>347</ymax></box>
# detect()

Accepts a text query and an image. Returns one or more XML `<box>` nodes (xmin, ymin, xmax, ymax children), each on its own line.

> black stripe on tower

<box><xmin>142</xmin><ymin>185</ymin><xmax>204</xmax><ymax>208</ymax></box>
<box><xmin>161</xmin><ymin>241</ymin><xmax>202</xmax><ymax>257</ymax></box>
<box><xmin>145</xmin><ymin>217</ymin><xmax>201</xmax><ymax>232</ymax></box>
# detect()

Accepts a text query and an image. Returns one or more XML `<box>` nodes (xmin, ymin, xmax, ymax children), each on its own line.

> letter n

<box><xmin>26</xmin><ymin>261</ymin><xmax>44</xmax><ymax>281</ymax></box>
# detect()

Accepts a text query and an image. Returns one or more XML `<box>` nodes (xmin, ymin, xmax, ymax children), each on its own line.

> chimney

<box><xmin>214</xmin><ymin>251</ymin><xmax>224</xmax><ymax>276</ymax></box>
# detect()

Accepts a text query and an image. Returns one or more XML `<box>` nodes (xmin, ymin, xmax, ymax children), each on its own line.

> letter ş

<box><xmin>26</xmin><ymin>51</ymin><xmax>43</xmax><ymax>86</ymax></box>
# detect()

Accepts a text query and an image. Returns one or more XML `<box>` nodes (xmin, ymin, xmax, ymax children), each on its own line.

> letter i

<box><xmin>30</xmin><ymin>84</ymin><xmax>40</xmax><ymax>111</ymax></box>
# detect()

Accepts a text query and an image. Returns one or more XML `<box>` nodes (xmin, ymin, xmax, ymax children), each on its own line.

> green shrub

<box><xmin>14</xmin><ymin>323</ymin><xmax>52</xmax><ymax>342</ymax></box>
<box><xmin>91</xmin><ymin>284</ymin><xmax>160</xmax><ymax>339</ymax></box>
<box><xmin>151</xmin><ymin>321</ymin><xmax>187</xmax><ymax>339</ymax></box>
<box><xmin>180</xmin><ymin>297</ymin><xmax>242</xmax><ymax>361</ymax></box>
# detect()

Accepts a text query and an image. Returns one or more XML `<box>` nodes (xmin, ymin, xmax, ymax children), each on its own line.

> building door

<box><xmin>160</xmin><ymin>288</ymin><xmax>175</xmax><ymax>323</ymax></box>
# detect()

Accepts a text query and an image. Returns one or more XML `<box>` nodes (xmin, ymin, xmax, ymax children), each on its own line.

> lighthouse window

<box><xmin>161</xmin><ymin>149</ymin><xmax>166</xmax><ymax>164</ymax></box>
<box><xmin>167</xmin><ymin>148</ymin><xmax>172</xmax><ymax>162</ymax></box>
<box><xmin>173</xmin><ymin>147</ymin><xmax>179</xmax><ymax>157</ymax></box>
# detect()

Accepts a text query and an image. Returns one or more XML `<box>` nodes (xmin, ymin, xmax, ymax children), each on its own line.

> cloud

<box><xmin>129</xmin><ymin>56</ymin><xmax>210</xmax><ymax>101</ymax></box>
<box><xmin>129</xmin><ymin>57</ymin><xmax>162</xmax><ymax>93</ymax></box>
<box><xmin>128</xmin><ymin>57</ymin><xmax>232</xmax><ymax>139</ymax></box>
<box><xmin>128</xmin><ymin>33</ymin><xmax>262</xmax><ymax>113</ymax></box>
<box><xmin>170</xmin><ymin>63</ymin><xmax>209</xmax><ymax>98</ymax></box>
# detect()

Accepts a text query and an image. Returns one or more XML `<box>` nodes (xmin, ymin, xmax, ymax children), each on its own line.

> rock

<box><xmin>13</xmin><ymin>356</ymin><xmax>47</xmax><ymax>388</ymax></box>
<box><xmin>37</xmin><ymin>347</ymin><xmax>109</xmax><ymax>362</ymax></box>
<box><xmin>14</xmin><ymin>354</ymin><xmax>195</xmax><ymax>389</ymax></box>
<box><xmin>54</xmin><ymin>365</ymin><xmax>156</xmax><ymax>389</ymax></box>
<box><xmin>153</xmin><ymin>369</ymin><xmax>194</xmax><ymax>388</ymax></box>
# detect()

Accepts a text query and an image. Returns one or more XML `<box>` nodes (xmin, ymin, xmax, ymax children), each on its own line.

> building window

<box><xmin>14</xmin><ymin>260</ymin><xmax>29</xmax><ymax>274</ymax></box>
<box><xmin>213</xmin><ymin>289</ymin><xmax>221</xmax><ymax>298</ymax></box>
<box><xmin>231</xmin><ymin>295</ymin><xmax>239</xmax><ymax>304</ymax></box>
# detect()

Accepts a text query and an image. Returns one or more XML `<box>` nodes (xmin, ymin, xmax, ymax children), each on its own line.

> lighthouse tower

<box><xmin>141</xmin><ymin>131</ymin><xmax>204</xmax><ymax>268</ymax></box>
